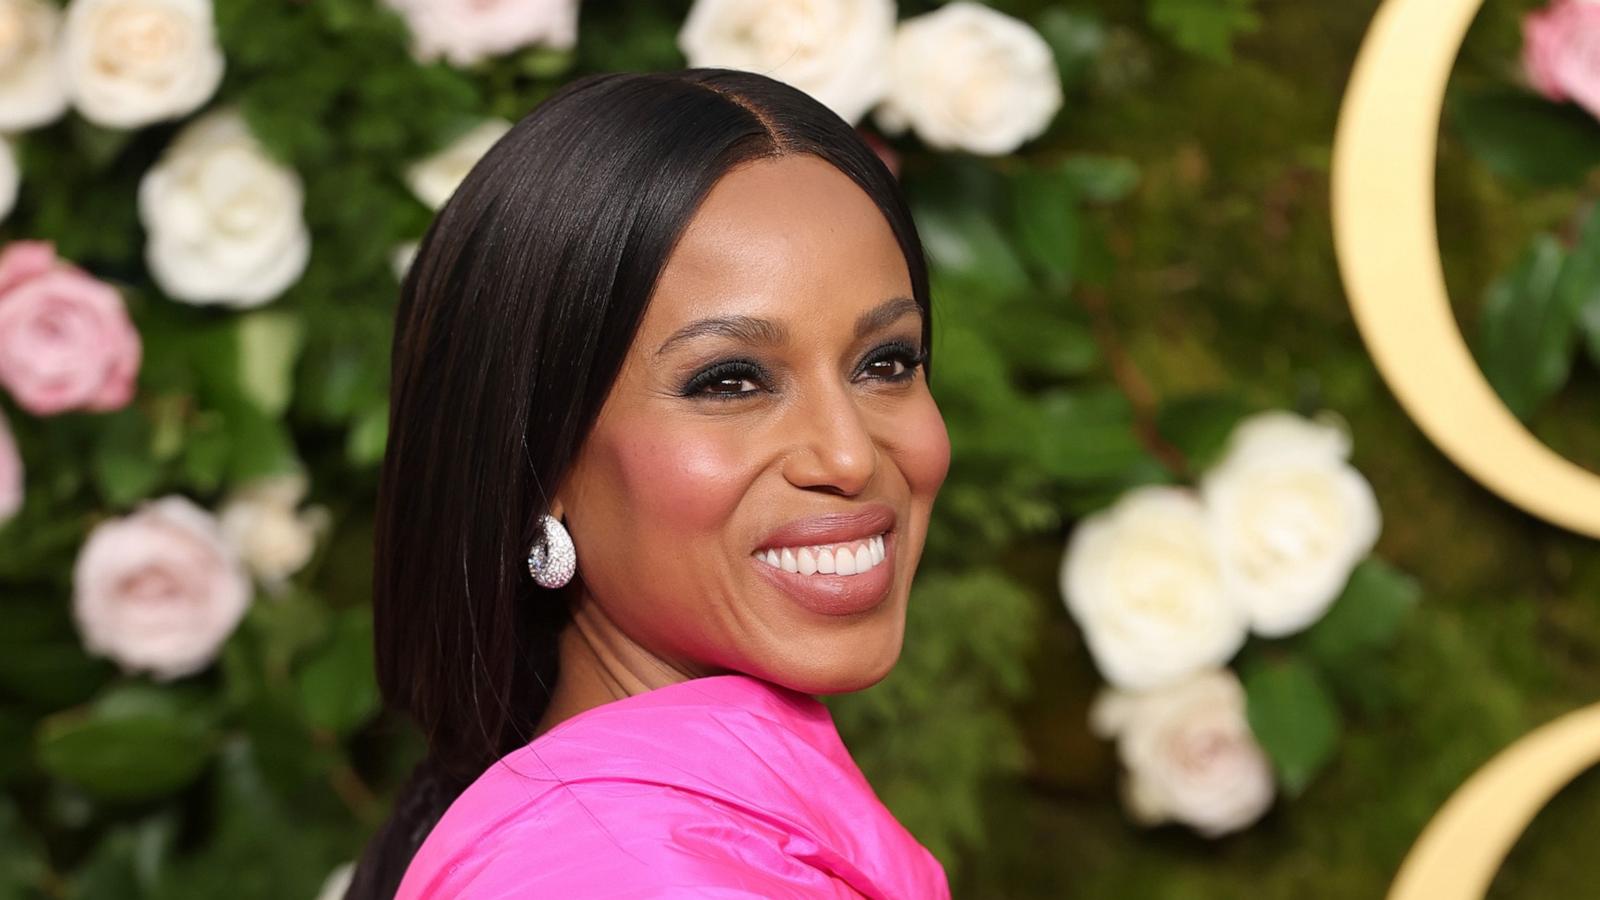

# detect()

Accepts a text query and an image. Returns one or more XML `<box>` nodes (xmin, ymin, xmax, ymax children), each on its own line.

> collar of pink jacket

<box><xmin>395</xmin><ymin>673</ymin><xmax>951</xmax><ymax>899</ymax></box>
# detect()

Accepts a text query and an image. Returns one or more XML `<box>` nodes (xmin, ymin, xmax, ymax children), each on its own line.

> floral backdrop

<box><xmin>1</xmin><ymin>0</ymin><xmax>1598</xmax><ymax>898</ymax></box>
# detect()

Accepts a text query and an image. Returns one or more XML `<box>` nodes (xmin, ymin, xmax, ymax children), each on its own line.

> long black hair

<box><xmin>347</xmin><ymin>68</ymin><xmax>933</xmax><ymax>898</ymax></box>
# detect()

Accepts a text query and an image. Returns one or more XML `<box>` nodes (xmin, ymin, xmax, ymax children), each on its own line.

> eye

<box><xmin>855</xmin><ymin>340</ymin><xmax>925</xmax><ymax>383</ymax></box>
<box><xmin>679</xmin><ymin>359</ymin><xmax>769</xmax><ymax>400</ymax></box>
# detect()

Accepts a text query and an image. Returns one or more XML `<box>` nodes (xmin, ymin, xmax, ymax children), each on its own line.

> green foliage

<box><xmin>1477</xmin><ymin>220</ymin><xmax>1600</xmax><ymax>420</ymax></box>
<box><xmin>1449</xmin><ymin>89</ymin><xmax>1600</xmax><ymax>188</ymax></box>
<box><xmin>1243</xmin><ymin>655</ymin><xmax>1341</xmax><ymax>797</ymax></box>
<box><xmin>36</xmin><ymin>686</ymin><xmax>218</xmax><ymax>802</ymax></box>
<box><xmin>1147</xmin><ymin>0</ymin><xmax>1261</xmax><ymax>63</ymax></box>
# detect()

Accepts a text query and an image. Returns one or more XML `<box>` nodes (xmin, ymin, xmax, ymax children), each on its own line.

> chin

<box><xmin>761</xmin><ymin>619</ymin><xmax>907</xmax><ymax>696</ymax></box>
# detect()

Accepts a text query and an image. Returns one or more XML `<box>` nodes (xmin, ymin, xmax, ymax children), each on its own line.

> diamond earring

<box><xmin>526</xmin><ymin>513</ymin><xmax>576</xmax><ymax>589</ymax></box>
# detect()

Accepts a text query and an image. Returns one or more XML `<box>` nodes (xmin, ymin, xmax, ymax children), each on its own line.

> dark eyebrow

<box><xmin>654</xmin><ymin>296</ymin><xmax>922</xmax><ymax>357</ymax></box>
<box><xmin>856</xmin><ymin>296</ymin><xmax>921</xmax><ymax>339</ymax></box>
<box><xmin>655</xmin><ymin>315</ymin><xmax>788</xmax><ymax>357</ymax></box>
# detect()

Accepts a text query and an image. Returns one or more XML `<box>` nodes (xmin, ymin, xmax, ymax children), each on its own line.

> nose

<box><xmin>779</xmin><ymin>384</ymin><xmax>878</xmax><ymax>496</ymax></box>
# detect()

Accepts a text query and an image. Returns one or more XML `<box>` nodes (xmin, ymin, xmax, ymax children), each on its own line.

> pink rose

<box><xmin>0</xmin><ymin>409</ymin><xmax>20</xmax><ymax>525</ymax></box>
<box><xmin>0</xmin><ymin>241</ymin><xmax>141</xmax><ymax>416</ymax></box>
<box><xmin>382</xmin><ymin>0</ymin><xmax>578</xmax><ymax>67</ymax></box>
<box><xmin>72</xmin><ymin>495</ymin><xmax>253</xmax><ymax>680</ymax></box>
<box><xmin>1524</xmin><ymin>0</ymin><xmax>1600</xmax><ymax>119</ymax></box>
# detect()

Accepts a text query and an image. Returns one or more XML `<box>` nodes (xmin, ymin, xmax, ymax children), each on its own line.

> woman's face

<box><xmin>555</xmin><ymin>153</ymin><xmax>950</xmax><ymax>695</ymax></box>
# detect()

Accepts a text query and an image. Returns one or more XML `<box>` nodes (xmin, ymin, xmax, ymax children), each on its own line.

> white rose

<box><xmin>0</xmin><ymin>136</ymin><xmax>15</xmax><ymax>223</ymax></box>
<box><xmin>218</xmin><ymin>472</ymin><xmax>330</xmax><ymax>592</ymax></box>
<box><xmin>1060</xmin><ymin>485</ymin><xmax>1247</xmax><ymax>691</ymax></box>
<box><xmin>382</xmin><ymin>0</ymin><xmax>578</xmax><ymax>68</ymax></box>
<box><xmin>138</xmin><ymin>108</ymin><xmax>310</xmax><ymax>308</ymax></box>
<box><xmin>314</xmin><ymin>862</ymin><xmax>355</xmax><ymax>900</ymax></box>
<box><xmin>0</xmin><ymin>0</ymin><xmax>69</xmax><ymax>131</ymax></box>
<box><xmin>1201</xmin><ymin>411</ymin><xmax>1381</xmax><ymax>638</ymax></box>
<box><xmin>678</xmin><ymin>0</ymin><xmax>894</xmax><ymax>125</ymax></box>
<box><xmin>404</xmin><ymin>117</ymin><xmax>511</xmax><ymax>211</ymax></box>
<box><xmin>60</xmin><ymin>0</ymin><xmax>223</xmax><ymax>129</ymax></box>
<box><xmin>72</xmin><ymin>495</ymin><xmax>253</xmax><ymax>680</ymax></box>
<box><xmin>1091</xmin><ymin>669</ymin><xmax>1276</xmax><ymax>837</ymax></box>
<box><xmin>875</xmin><ymin>1</ymin><xmax>1063</xmax><ymax>155</ymax></box>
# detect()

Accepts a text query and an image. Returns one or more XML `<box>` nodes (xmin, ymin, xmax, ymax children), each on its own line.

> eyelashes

<box><xmin>677</xmin><ymin>340</ymin><xmax>927</xmax><ymax>401</ymax></box>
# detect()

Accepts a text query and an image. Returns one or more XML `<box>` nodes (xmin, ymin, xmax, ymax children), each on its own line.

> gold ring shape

<box><xmin>1332</xmin><ymin>0</ymin><xmax>1600</xmax><ymax>538</ymax></box>
<box><xmin>1333</xmin><ymin>0</ymin><xmax>1600</xmax><ymax>896</ymax></box>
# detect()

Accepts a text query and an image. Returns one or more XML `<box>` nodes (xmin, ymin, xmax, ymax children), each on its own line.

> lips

<box><xmin>751</xmin><ymin>504</ymin><xmax>898</xmax><ymax>616</ymax></box>
<box><xmin>754</xmin><ymin>503</ymin><xmax>897</xmax><ymax>551</ymax></box>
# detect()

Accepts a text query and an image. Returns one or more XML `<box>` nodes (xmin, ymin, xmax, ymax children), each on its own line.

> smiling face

<box><xmin>553</xmin><ymin>153</ymin><xmax>950</xmax><ymax>695</ymax></box>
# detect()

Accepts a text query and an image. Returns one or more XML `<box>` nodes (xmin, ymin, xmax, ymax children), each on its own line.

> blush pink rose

<box><xmin>72</xmin><ymin>495</ymin><xmax>253</xmax><ymax>680</ymax></box>
<box><xmin>0</xmin><ymin>409</ymin><xmax>21</xmax><ymax>525</ymax></box>
<box><xmin>382</xmin><ymin>0</ymin><xmax>578</xmax><ymax>67</ymax></box>
<box><xmin>1524</xmin><ymin>0</ymin><xmax>1600</xmax><ymax>119</ymax></box>
<box><xmin>0</xmin><ymin>241</ymin><xmax>141</xmax><ymax>416</ymax></box>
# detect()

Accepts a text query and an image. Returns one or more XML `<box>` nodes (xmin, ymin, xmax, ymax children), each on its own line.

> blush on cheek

<box><xmin>610</xmin><ymin>426</ymin><xmax>755</xmax><ymax>534</ymax></box>
<box><xmin>895</xmin><ymin>398</ymin><xmax>951</xmax><ymax>497</ymax></box>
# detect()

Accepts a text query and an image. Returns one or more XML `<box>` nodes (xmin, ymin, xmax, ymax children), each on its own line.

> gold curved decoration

<box><xmin>1331</xmin><ymin>0</ymin><xmax>1600</xmax><ymax>538</ymax></box>
<box><xmin>1333</xmin><ymin>0</ymin><xmax>1600</xmax><ymax>895</ymax></box>
<box><xmin>1386</xmin><ymin>704</ymin><xmax>1600</xmax><ymax>898</ymax></box>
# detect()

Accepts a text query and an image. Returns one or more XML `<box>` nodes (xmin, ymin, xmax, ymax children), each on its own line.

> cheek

<box><xmin>888</xmin><ymin>394</ymin><xmax>951</xmax><ymax>501</ymax></box>
<box><xmin>607</xmin><ymin>421</ymin><xmax>757</xmax><ymax>537</ymax></box>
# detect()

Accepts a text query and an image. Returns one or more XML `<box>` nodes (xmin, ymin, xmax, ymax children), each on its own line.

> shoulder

<box><xmin>409</xmin><ymin>778</ymin><xmax>864</xmax><ymax>899</ymax></box>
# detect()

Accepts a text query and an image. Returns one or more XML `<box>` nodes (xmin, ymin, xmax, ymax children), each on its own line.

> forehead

<box><xmin>641</xmin><ymin>154</ymin><xmax>912</xmax><ymax>334</ymax></box>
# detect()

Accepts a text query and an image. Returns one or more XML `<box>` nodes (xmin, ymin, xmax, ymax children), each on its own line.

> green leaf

<box><xmin>1303</xmin><ymin>558</ymin><xmax>1421</xmax><ymax>668</ymax></box>
<box><xmin>68</xmin><ymin>116</ymin><xmax>137</xmax><ymax>172</ymax></box>
<box><xmin>220</xmin><ymin>397</ymin><xmax>301</xmax><ymax>483</ymax></box>
<box><xmin>345</xmin><ymin>403</ymin><xmax>388</xmax><ymax>467</ymax></box>
<box><xmin>1478</xmin><ymin>233</ymin><xmax>1577</xmax><ymax>420</ymax></box>
<box><xmin>1148</xmin><ymin>0</ymin><xmax>1261</xmax><ymax>63</ymax></box>
<box><xmin>1033</xmin><ymin>388</ymin><xmax>1153</xmax><ymax>481</ymax></box>
<box><xmin>1244</xmin><ymin>655</ymin><xmax>1342</xmax><ymax>796</ymax></box>
<box><xmin>235</xmin><ymin>312</ymin><xmax>305</xmax><ymax>417</ymax></box>
<box><xmin>1449</xmin><ymin>89</ymin><xmax>1600</xmax><ymax>187</ymax></box>
<box><xmin>519</xmin><ymin>46</ymin><xmax>576</xmax><ymax>78</ymax></box>
<box><xmin>912</xmin><ymin>197</ymin><xmax>1031</xmax><ymax>303</ymax></box>
<box><xmin>986</xmin><ymin>301</ymin><xmax>1100</xmax><ymax>378</ymax></box>
<box><xmin>70</xmin><ymin>814</ymin><xmax>177</xmax><ymax>900</ymax></box>
<box><xmin>1155</xmin><ymin>393</ymin><xmax>1253</xmax><ymax>470</ymax></box>
<box><xmin>36</xmin><ymin>686</ymin><xmax>216</xmax><ymax>802</ymax></box>
<box><xmin>1559</xmin><ymin>209</ymin><xmax>1600</xmax><ymax>368</ymax></box>
<box><xmin>179</xmin><ymin>411</ymin><xmax>231</xmax><ymax>494</ymax></box>
<box><xmin>1059</xmin><ymin>155</ymin><xmax>1141</xmax><ymax>204</ymax></box>
<box><xmin>91</xmin><ymin>407</ymin><xmax>164</xmax><ymax>508</ymax></box>
<box><xmin>1010</xmin><ymin>168</ymin><xmax>1081</xmax><ymax>288</ymax></box>
<box><xmin>1035</xmin><ymin>8</ymin><xmax>1106</xmax><ymax>91</ymax></box>
<box><xmin>295</xmin><ymin>611</ymin><xmax>378</xmax><ymax>736</ymax></box>
<box><xmin>0</xmin><ymin>601</ymin><xmax>114</xmax><ymax>710</ymax></box>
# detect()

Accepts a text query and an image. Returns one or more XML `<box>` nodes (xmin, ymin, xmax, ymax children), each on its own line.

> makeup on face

<box><xmin>555</xmin><ymin>154</ymin><xmax>950</xmax><ymax>694</ymax></box>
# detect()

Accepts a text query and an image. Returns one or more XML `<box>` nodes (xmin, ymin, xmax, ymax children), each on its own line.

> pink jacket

<box><xmin>395</xmin><ymin>674</ymin><xmax>951</xmax><ymax>899</ymax></box>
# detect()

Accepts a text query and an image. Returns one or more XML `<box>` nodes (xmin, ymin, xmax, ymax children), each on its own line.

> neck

<box><xmin>534</xmin><ymin>592</ymin><xmax>713</xmax><ymax>737</ymax></box>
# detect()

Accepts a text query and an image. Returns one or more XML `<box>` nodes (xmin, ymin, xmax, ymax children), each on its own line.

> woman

<box><xmin>348</xmin><ymin>68</ymin><xmax>952</xmax><ymax>899</ymax></box>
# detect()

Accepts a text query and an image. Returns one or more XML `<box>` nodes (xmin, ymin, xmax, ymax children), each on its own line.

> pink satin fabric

<box><xmin>395</xmin><ymin>674</ymin><xmax>951</xmax><ymax>899</ymax></box>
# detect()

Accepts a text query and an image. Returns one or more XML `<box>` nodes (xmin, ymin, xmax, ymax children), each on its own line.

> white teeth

<box><xmin>754</xmin><ymin>532</ymin><xmax>890</xmax><ymax>577</ymax></box>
